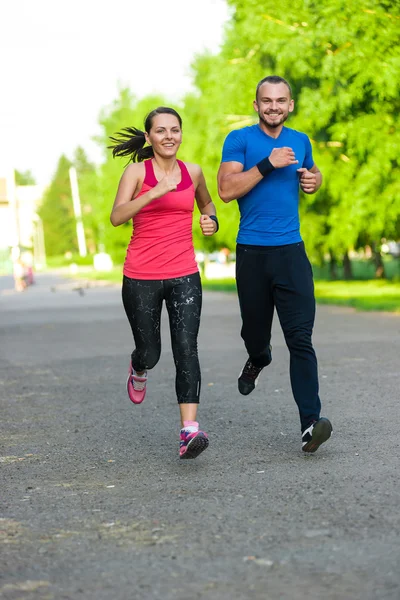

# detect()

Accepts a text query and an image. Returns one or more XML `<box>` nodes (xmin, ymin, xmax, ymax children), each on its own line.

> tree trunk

<box><xmin>329</xmin><ymin>250</ymin><xmax>338</xmax><ymax>280</ymax></box>
<box><xmin>371</xmin><ymin>242</ymin><xmax>386</xmax><ymax>279</ymax></box>
<box><xmin>343</xmin><ymin>251</ymin><xmax>353</xmax><ymax>280</ymax></box>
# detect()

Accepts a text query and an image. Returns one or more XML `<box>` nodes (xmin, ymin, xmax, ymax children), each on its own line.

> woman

<box><xmin>109</xmin><ymin>106</ymin><xmax>218</xmax><ymax>459</ymax></box>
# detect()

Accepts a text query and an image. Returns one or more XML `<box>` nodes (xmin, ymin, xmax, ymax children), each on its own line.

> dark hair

<box><xmin>256</xmin><ymin>76</ymin><xmax>292</xmax><ymax>100</ymax></box>
<box><xmin>108</xmin><ymin>107</ymin><xmax>183</xmax><ymax>163</ymax></box>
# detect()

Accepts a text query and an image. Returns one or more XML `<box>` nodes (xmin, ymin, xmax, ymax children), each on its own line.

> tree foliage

<box><xmin>15</xmin><ymin>170</ymin><xmax>36</xmax><ymax>185</ymax></box>
<box><xmin>37</xmin><ymin>0</ymin><xmax>400</xmax><ymax>276</ymax></box>
<box><xmin>73</xmin><ymin>147</ymin><xmax>99</xmax><ymax>255</ymax></box>
<box><xmin>38</xmin><ymin>155</ymin><xmax>77</xmax><ymax>256</ymax></box>
<box><xmin>38</xmin><ymin>149</ymin><xmax>99</xmax><ymax>258</ymax></box>
<box><xmin>181</xmin><ymin>0</ymin><xmax>400</xmax><ymax>267</ymax></box>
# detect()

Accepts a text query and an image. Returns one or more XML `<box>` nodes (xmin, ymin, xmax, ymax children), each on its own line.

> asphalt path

<box><xmin>1</xmin><ymin>273</ymin><xmax>399</xmax><ymax>600</ymax></box>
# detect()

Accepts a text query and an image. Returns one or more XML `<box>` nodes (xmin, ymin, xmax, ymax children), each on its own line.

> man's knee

<box><xmin>284</xmin><ymin>328</ymin><xmax>313</xmax><ymax>353</ymax></box>
<box><xmin>246</xmin><ymin>344</ymin><xmax>272</xmax><ymax>368</ymax></box>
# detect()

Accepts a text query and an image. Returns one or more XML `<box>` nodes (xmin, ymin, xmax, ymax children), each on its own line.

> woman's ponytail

<box><xmin>108</xmin><ymin>127</ymin><xmax>154</xmax><ymax>163</ymax></box>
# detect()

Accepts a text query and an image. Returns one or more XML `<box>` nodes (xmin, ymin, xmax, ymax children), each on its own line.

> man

<box><xmin>217</xmin><ymin>75</ymin><xmax>332</xmax><ymax>453</ymax></box>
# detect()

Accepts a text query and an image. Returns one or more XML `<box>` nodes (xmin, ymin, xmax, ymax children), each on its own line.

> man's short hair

<box><xmin>256</xmin><ymin>76</ymin><xmax>292</xmax><ymax>99</ymax></box>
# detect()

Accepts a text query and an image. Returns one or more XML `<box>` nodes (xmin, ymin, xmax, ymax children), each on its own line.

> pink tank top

<box><xmin>123</xmin><ymin>159</ymin><xmax>199</xmax><ymax>280</ymax></box>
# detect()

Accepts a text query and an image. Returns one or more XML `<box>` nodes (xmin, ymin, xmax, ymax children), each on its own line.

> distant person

<box><xmin>21</xmin><ymin>251</ymin><xmax>34</xmax><ymax>285</ymax></box>
<box><xmin>218</xmin><ymin>76</ymin><xmax>332</xmax><ymax>453</ymax></box>
<box><xmin>109</xmin><ymin>107</ymin><xmax>219</xmax><ymax>459</ymax></box>
<box><xmin>13</xmin><ymin>258</ymin><xmax>27</xmax><ymax>292</ymax></box>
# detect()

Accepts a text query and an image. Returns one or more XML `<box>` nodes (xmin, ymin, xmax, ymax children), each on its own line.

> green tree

<box><xmin>94</xmin><ymin>1</ymin><xmax>400</xmax><ymax>275</ymax></box>
<box><xmin>38</xmin><ymin>155</ymin><xmax>77</xmax><ymax>256</ymax></box>
<box><xmin>184</xmin><ymin>0</ymin><xmax>400</xmax><ymax>277</ymax></box>
<box><xmin>180</xmin><ymin>88</ymin><xmax>231</xmax><ymax>252</ymax></box>
<box><xmin>72</xmin><ymin>147</ymin><xmax>99</xmax><ymax>255</ymax></box>
<box><xmin>15</xmin><ymin>169</ymin><xmax>36</xmax><ymax>185</ymax></box>
<box><xmin>181</xmin><ymin>54</ymin><xmax>248</xmax><ymax>251</ymax></box>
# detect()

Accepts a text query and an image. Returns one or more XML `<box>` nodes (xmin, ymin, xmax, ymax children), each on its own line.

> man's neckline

<box><xmin>256</xmin><ymin>123</ymin><xmax>287</xmax><ymax>140</ymax></box>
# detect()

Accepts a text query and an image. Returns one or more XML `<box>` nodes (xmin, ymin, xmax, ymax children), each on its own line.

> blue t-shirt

<box><xmin>221</xmin><ymin>124</ymin><xmax>314</xmax><ymax>245</ymax></box>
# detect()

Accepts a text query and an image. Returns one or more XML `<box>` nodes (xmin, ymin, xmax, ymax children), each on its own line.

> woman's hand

<box><xmin>153</xmin><ymin>172</ymin><xmax>181</xmax><ymax>198</ymax></box>
<box><xmin>200</xmin><ymin>214</ymin><xmax>217</xmax><ymax>236</ymax></box>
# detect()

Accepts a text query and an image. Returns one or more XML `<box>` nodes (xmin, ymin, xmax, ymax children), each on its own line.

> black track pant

<box><xmin>236</xmin><ymin>242</ymin><xmax>321</xmax><ymax>430</ymax></box>
<box><xmin>122</xmin><ymin>272</ymin><xmax>202</xmax><ymax>404</ymax></box>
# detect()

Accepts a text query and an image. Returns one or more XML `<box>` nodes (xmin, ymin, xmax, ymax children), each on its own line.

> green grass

<box><xmin>314</xmin><ymin>280</ymin><xmax>400</xmax><ymax>312</ymax></box>
<box><xmin>203</xmin><ymin>279</ymin><xmax>400</xmax><ymax>312</ymax></box>
<box><xmin>311</xmin><ymin>257</ymin><xmax>400</xmax><ymax>281</ymax></box>
<box><xmin>202</xmin><ymin>278</ymin><xmax>237</xmax><ymax>292</ymax></box>
<box><xmin>203</xmin><ymin>278</ymin><xmax>400</xmax><ymax>312</ymax></box>
<box><xmin>70</xmin><ymin>268</ymin><xmax>400</xmax><ymax>313</ymax></box>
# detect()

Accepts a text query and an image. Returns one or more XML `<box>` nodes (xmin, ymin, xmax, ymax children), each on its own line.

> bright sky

<box><xmin>0</xmin><ymin>0</ymin><xmax>230</xmax><ymax>185</ymax></box>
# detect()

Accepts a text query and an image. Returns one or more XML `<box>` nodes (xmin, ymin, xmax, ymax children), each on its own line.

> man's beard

<box><xmin>259</xmin><ymin>111</ymin><xmax>289</xmax><ymax>128</ymax></box>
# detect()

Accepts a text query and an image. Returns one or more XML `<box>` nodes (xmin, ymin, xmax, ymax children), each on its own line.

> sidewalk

<box><xmin>1</xmin><ymin>276</ymin><xmax>399</xmax><ymax>599</ymax></box>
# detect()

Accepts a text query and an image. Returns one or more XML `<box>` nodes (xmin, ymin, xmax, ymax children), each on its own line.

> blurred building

<box><xmin>0</xmin><ymin>167</ymin><xmax>46</xmax><ymax>272</ymax></box>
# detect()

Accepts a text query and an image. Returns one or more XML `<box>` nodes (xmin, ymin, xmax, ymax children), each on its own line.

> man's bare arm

<box><xmin>217</xmin><ymin>147</ymin><xmax>299</xmax><ymax>203</ymax></box>
<box><xmin>217</xmin><ymin>161</ymin><xmax>263</xmax><ymax>203</ymax></box>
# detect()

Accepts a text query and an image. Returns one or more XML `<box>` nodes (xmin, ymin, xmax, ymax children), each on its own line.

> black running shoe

<box><xmin>302</xmin><ymin>417</ymin><xmax>333</xmax><ymax>453</ymax></box>
<box><xmin>238</xmin><ymin>359</ymin><xmax>264</xmax><ymax>395</ymax></box>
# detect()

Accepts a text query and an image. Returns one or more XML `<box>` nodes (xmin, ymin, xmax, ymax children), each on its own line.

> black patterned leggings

<box><xmin>122</xmin><ymin>272</ymin><xmax>202</xmax><ymax>404</ymax></box>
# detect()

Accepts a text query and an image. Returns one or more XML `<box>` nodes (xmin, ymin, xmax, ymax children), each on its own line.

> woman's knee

<box><xmin>146</xmin><ymin>352</ymin><xmax>161</xmax><ymax>370</ymax></box>
<box><xmin>132</xmin><ymin>348</ymin><xmax>161</xmax><ymax>371</ymax></box>
<box><xmin>171</xmin><ymin>333</ymin><xmax>198</xmax><ymax>359</ymax></box>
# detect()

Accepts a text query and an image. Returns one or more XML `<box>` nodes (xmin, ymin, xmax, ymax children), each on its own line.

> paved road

<box><xmin>1</xmin><ymin>274</ymin><xmax>399</xmax><ymax>600</ymax></box>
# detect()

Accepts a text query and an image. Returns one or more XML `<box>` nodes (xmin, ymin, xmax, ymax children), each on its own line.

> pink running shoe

<box><xmin>127</xmin><ymin>362</ymin><xmax>147</xmax><ymax>404</ymax></box>
<box><xmin>179</xmin><ymin>429</ymin><xmax>209</xmax><ymax>459</ymax></box>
